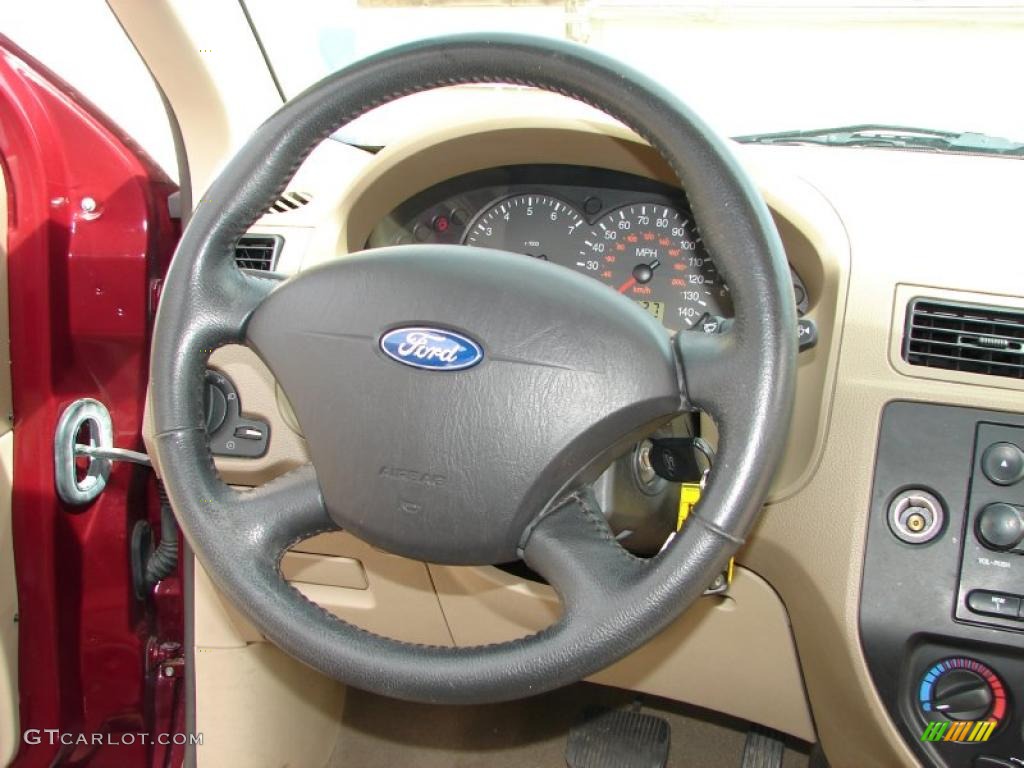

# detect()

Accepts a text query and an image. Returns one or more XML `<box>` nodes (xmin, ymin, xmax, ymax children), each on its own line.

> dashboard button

<box><xmin>967</xmin><ymin>590</ymin><xmax>1021</xmax><ymax>618</ymax></box>
<box><xmin>981</xmin><ymin>442</ymin><xmax>1024</xmax><ymax>486</ymax></box>
<box><xmin>976</xmin><ymin>503</ymin><xmax>1024</xmax><ymax>550</ymax></box>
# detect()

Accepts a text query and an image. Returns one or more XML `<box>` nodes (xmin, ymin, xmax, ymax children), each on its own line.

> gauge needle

<box><xmin>618</xmin><ymin>259</ymin><xmax>661</xmax><ymax>293</ymax></box>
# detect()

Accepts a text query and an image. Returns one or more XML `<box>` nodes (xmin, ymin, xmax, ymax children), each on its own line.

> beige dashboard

<box><xmin>153</xmin><ymin>115</ymin><xmax>1024</xmax><ymax>768</ymax></box>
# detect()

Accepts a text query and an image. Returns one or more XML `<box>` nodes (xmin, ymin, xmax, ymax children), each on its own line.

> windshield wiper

<box><xmin>734</xmin><ymin>124</ymin><xmax>1024</xmax><ymax>157</ymax></box>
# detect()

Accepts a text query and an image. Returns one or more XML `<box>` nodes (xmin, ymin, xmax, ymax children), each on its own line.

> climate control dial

<box><xmin>919</xmin><ymin>657</ymin><xmax>1006</xmax><ymax>723</ymax></box>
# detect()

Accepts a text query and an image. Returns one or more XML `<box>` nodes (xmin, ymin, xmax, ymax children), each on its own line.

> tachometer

<box><xmin>576</xmin><ymin>204</ymin><xmax>732</xmax><ymax>332</ymax></box>
<box><xmin>463</xmin><ymin>194</ymin><xmax>586</xmax><ymax>262</ymax></box>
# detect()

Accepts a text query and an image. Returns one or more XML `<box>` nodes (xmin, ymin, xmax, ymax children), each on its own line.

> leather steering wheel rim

<box><xmin>150</xmin><ymin>33</ymin><xmax>796</xmax><ymax>704</ymax></box>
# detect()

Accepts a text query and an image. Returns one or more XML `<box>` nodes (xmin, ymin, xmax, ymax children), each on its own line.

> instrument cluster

<box><xmin>368</xmin><ymin>165</ymin><xmax>809</xmax><ymax>333</ymax></box>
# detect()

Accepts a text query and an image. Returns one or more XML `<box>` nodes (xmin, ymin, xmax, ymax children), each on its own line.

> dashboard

<box><xmin>367</xmin><ymin>165</ymin><xmax>809</xmax><ymax>333</ymax></box>
<box><xmin>201</xmin><ymin>115</ymin><xmax>1024</xmax><ymax>768</ymax></box>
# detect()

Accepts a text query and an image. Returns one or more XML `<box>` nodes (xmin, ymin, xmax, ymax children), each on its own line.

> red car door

<box><xmin>0</xmin><ymin>36</ymin><xmax>183</xmax><ymax>768</ymax></box>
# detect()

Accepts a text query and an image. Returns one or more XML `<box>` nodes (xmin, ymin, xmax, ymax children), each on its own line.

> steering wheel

<box><xmin>151</xmin><ymin>34</ymin><xmax>796</xmax><ymax>705</ymax></box>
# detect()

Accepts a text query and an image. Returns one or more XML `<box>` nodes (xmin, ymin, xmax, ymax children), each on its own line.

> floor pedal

<box><xmin>565</xmin><ymin>707</ymin><xmax>670</xmax><ymax>768</ymax></box>
<box><xmin>740</xmin><ymin>724</ymin><xmax>786</xmax><ymax>768</ymax></box>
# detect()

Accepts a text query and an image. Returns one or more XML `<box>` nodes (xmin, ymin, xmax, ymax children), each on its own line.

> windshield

<box><xmin>246</xmin><ymin>0</ymin><xmax>1024</xmax><ymax>147</ymax></box>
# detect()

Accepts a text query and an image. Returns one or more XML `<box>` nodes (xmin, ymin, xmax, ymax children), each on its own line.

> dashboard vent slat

<box><xmin>267</xmin><ymin>190</ymin><xmax>313</xmax><ymax>214</ymax></box>
<box><xmin>234</xmin><ymin>234</ymin><xmax>282</xmax><ymax>272</ymax></box>
<box><xmin>903</xmin><ymin>298</ymin><xmax>1024</xmax><ymax>380</ymax></box>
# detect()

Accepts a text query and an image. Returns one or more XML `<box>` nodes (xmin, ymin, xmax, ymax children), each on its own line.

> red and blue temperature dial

<box><xmin>918</xmin><ymin>657</ymin><xmax>1006</xmax><ymax>724</ymax></box>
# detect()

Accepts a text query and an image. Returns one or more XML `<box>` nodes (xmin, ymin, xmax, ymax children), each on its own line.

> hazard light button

<box><xmin>981</xmin><ymin>442</ymin><xmax>1024</xmax><ymax>486</ymax></box>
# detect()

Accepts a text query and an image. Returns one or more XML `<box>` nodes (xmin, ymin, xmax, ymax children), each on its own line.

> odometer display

<box><xmin>636</xmin><ymin>300</ymin><xmax>665</xmax><ymax>322</ymax></box>
<box><xmin>576</xmin><ymin>204</ymin><xmax>732</xmax><ymax>332</ymax></box>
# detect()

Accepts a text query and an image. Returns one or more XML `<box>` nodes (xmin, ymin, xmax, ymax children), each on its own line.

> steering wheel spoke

<box><xmin>673</xmin><ymin>327</ymin><xmax>746</xmax><ymax>419</ymax></box>
<box><xmin>153</xmin><ymin>422</ymin><xmax>334</xmax><ymax>558</ymax></box>
<box><xmin>523</xmin><ymin>494</ymin><xmax>646</xmax><ymax>614</ymax></box>
<box><xmin>201</xmin><ymin>262</ymin><xmax>284</xmax><ymax>344</ymax></box>
<box><xmin>224</xmin><ymin>464</ymin><xmax>336</xmax><ymax>559</ymax></box>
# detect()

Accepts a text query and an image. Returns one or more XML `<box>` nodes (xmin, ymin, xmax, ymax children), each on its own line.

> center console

<box><xmin>861</xmin><ymin>401</ymin><xmax>1024</xmax><ymax>768</ymax></box>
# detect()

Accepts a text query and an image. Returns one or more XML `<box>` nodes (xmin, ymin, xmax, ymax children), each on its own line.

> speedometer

<box><xmin>463</xmin><ymin>194</ymin><xmax>587</xmax><ymax>262</ymax></box>
<box><xmin>575</xmin><ymin>204</ymin><xmax>732</xmax><ymax>332</ymax></box>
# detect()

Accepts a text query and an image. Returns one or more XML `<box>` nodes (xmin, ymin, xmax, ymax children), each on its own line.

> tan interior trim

<box><xmin>0</xmin><ymin>164</ymin><xmax>17</xmax><ymax>768</ymax></box>
<box><xmin>0</xmin><ymin>433</ymin><xmax>17</xmax><ymax>768</ymax></box>
<box><xmin>733</xmin><ymin>144</ymin><xmax>1024</xmax><ymax>767</ymax></box>
<box><xmin>108</xmin><ymin>0</ymin><xmax>283</xmax><ymax>203</ymax></box>
<box><xmin>431</xmin><ymin>563</ymin><xmax>816</xmax><ymax>741</ymax></box>
<box><xmin>193</xmin><ymin>532</ymin><xmax>454</xmax><ymax>649</ymax></box>
<box><xmin>194</xmin><ymin>642</ymin><xmax>344</xmax><ymax>768</ymax></box>
<box><xmin>281</xmin><ymin>552</ymin><xmax>368</xmax><ymax>591</ymax></box>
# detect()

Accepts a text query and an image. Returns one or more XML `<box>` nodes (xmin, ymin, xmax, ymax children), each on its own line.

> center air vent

<box><xmin>267</xmin><ymin>190</ymin><xmax>312</xmax><ymax>214</ymax></box>
<box><xmin>903</xmin><ymin>298</ymin><xmax>1024</xmax><ymax>380</ymax></box>
<box><xmin>234</xmin><ymin>234</ymin><xmax>282</xmax><ymax>272</ymax></box>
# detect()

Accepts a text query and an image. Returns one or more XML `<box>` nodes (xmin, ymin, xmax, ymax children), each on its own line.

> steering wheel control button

<box><xmin>967</xmin><ymin>590</ymin><xmax>1021</xmax><ymax>619</ymax></box>
<box><xmin>981</xmin><ymin>442</ymin><xmax>1024</xmax><ymax>486</ymax></box>
<box><xmin>695</xmin><ymin>313</ymin><xmax>818</xmax><ymax>353</ymax></box>
<box><xmin>975</xmin><ymin>502</ymin><xmax>1024</xmax><ymax>551</ymax></box>
<box><xmin>797</xmin><ymin>318</ymin><xmax>818</xmax><ymax>351</ymax></box>
<box><xmin>887</xmin><ymin>489</ymin><xmax>945</xmax><ymax>544</ymax></box>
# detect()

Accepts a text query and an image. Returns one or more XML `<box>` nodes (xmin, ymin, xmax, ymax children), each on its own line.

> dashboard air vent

<box><xmin>267</xmin><ymin>190</ymin><xmax>312</xmax><ymax>214</ymax></box>
<box><xmin>903</xmin><ymin>298</ymin><xmax>1024</xmax><ymax>380</ymax></box>
<box><xmin>234</xmin><ymin>235</ymin><xmax>282</xmax><ymax>272</ymax></box>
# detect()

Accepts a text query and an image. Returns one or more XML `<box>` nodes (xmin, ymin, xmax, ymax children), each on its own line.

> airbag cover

<box><xmin>246</xmin><ymin>246</ymin><xmax>681</xmax><ymax>563</ymax></box>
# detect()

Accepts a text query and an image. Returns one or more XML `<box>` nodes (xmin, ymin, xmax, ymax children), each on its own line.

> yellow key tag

<box><xmin>677</xmin><ymin>481</ymin><xmax>734</xmax><ymax>590</ymax></box>
<box><xmin>677</xmin><ymin>483</ymin><xmax>702</xmax><ymax>530</ymax></box>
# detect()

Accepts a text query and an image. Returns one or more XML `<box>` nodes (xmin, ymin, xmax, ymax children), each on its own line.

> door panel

<box><xmin>0</xmin><ymin>35</ymin><xmax>179</xmax><ymax>768</ymax></box>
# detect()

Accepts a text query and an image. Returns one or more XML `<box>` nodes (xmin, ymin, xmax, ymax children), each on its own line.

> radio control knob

<box><xmin>976</xmin><ymin>503</ymin><xmax>1024</xmax><ymax>551</ymax></box>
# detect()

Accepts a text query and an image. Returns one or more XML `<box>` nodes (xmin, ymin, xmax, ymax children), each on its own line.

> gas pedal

<box><xmin>565</xmin><ymin>707</ymin><xmax>670</xmax><ymax>768</ymax></box>
<box><xmin>740</xmin><ymin>724</ymin><xmax>786</xmax><ymax>768</ymax></box>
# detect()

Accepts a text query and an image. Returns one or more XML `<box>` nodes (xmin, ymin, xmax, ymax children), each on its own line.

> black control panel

<box><xmin>861</xmin><ymin>402</ymin><xmax>1024</xmax><ymax>768</ymax></box>
<box><xmin>957</xmin><ymin>424</ymin><xmax>1024</xmax><ymax>632</ymax></box>
<box><xmin>203</xmin><ymin>369</ymin><xmax>270</xmax><ymax>458</ymax></box>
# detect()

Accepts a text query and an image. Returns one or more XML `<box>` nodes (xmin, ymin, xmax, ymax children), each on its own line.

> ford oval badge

<box><xmin>379</xmin><ymin>327</ymin><xmax>483</xmax><ymax>371</ymax></box>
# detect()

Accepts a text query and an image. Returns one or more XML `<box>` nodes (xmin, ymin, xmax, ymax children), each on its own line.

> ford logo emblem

<box><xmin>379</xmin><ymin>327</ymin><xmax>483</xmax><ymax>371</ymax></box>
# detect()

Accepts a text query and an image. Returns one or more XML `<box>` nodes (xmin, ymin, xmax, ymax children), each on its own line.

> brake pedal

<box><xmin>740</xmin><ymin>724</ymin><xmax>786</xmax><ymax>768</ymax></box>
<box><xmin>565</xmin><ymin>707</ymin><xmax>670</xmax><ymax>768</ymax></box>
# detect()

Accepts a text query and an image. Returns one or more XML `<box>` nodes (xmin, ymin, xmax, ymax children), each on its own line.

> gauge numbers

<box><xmin>463</xmin><ymin>194</ymin><xmax>586</xmax><ymax>262</ymax></box>
<box><xmin>574</xmin><ymin>204</ymin><xmax>732</xmax><ymax>332</ymax></box>
<box><xmin>462</xmin><ymin>196</ymin><xmax>734</xmax><ymax>333</ymax></box>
